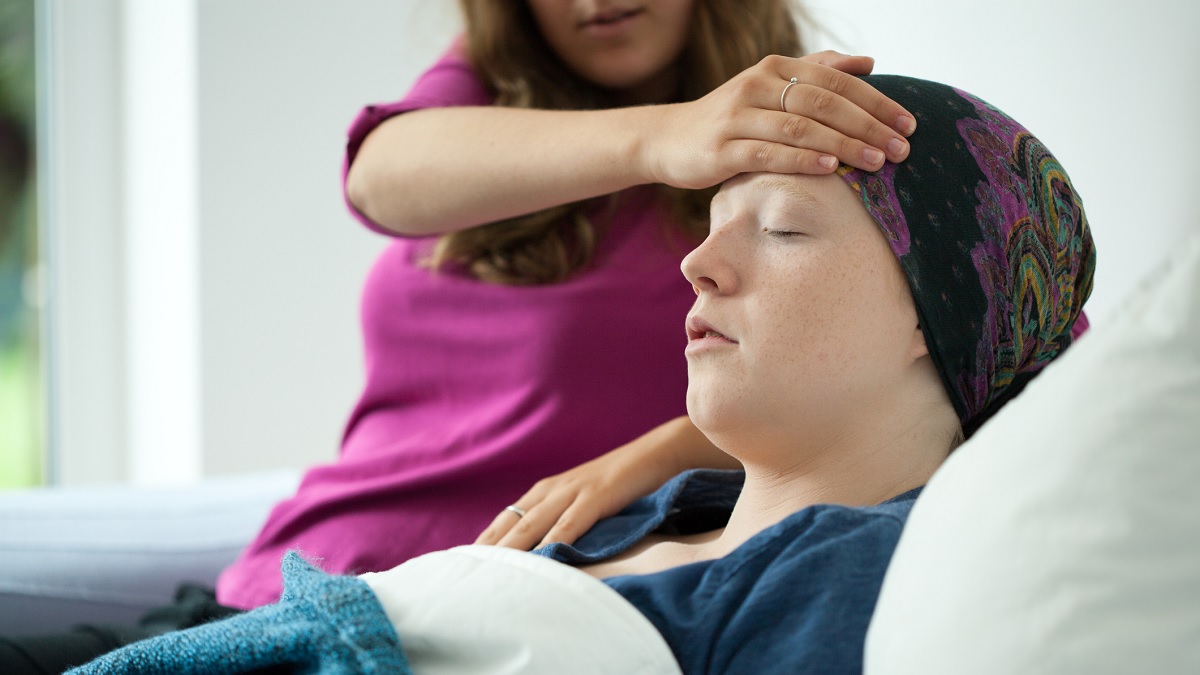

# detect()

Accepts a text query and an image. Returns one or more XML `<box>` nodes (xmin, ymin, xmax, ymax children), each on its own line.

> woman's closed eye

<box><xmin>763</xmin><ymin>227</ymin><xmax>807</xmax><ymax>239</ymax></box>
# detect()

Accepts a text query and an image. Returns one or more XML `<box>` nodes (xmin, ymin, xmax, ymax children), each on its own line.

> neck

<box><xmin>711</xmin><ymin>403</ymin><xmax>953</xmax><ymax>556</ymax></box>
<box><xmin>611</xmin><ymin>62</ymin><xmax>681</xmax><ymax>106</ymax></box>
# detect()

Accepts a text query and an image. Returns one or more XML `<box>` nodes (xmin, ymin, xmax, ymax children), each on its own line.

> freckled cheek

<box><xmin>754</xmin><ymin>310</ymin><xmax>830</xmax><ymax>388</ymax></box>
<box><xmin>766</xmin><ymin>285</ymin><xmax>877</xmax><ymax>389</ymax></box>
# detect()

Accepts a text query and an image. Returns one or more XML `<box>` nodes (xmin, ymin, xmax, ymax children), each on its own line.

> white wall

<box><xmin>45</xmin><ymin>0</ymin><xmax>459</xmax><ymax>484</ymax></box>
<box><xmin>193</xmin><ymin>1</ymin><xmax>458</xmax><ymax>476</ymax></box>
<box><xmin>46</xmin><ymin>0</ymin><xmax>1198</xmax><ymax>483</ymax></box>
<box><xmin>802</xmin><ymin>0</ymin><xmax>1200</xmax><ymax>325</ymax></box>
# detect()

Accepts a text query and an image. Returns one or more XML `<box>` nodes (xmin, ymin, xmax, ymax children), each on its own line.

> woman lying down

<box><xmin>72</xmin><ymin>75</ymin><xmax>1095</xmax><ymax>675</ymax></box>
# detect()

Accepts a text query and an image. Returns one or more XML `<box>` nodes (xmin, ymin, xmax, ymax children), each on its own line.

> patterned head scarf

<box><xmin>838</xmin><ymin>75</ymin><xmax>1095</xmax><ymax>437</ymax></box>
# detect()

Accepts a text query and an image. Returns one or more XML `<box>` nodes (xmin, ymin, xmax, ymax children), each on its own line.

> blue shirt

<box><xmin>539</xmin><ymin>470</ymin><xmax>923</xmax><ymax>674</ymax></box>
<box><xmin>74</xmin><ymin>471</ymin><xmax>921</xmax><ymax>675</ymax></box>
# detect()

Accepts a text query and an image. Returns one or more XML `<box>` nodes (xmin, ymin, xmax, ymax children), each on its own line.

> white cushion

<box><xmin>865</xmin><ymin>233</ymin><xmax>1200</xmax><ymax>675</ymax></box>
<box><xmin>360</xmin><ymin>545</ymin><xmax>681</xmax><ymax>675</ymax></box>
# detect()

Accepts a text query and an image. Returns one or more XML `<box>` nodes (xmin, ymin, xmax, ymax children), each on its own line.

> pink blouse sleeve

<box><xmin>342</xmin><ymin>39</ymin><xmax>494</xmax><ymax>235</ymax></box>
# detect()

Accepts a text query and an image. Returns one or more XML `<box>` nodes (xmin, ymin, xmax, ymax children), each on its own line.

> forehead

<box><xmin>713</xmin><ymin>172</ymin><xmax>873</xmax><ymax>224</ymax></box>
<box><xmin>714</xmin><ymin>173</ymin><xmax>842</xmax><ymax>210</ymax></box>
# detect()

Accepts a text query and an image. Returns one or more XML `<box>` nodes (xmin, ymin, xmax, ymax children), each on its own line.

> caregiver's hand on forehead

<box><xmin>638</xmin><ymin>51</ymin><xmax>916</xmax><ymax>189</ymax></box>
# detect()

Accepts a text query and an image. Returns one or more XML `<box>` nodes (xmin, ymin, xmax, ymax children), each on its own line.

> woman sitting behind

<box><xmin>71</xmin><ymin>74</ymin><xmax>1094</xmax><ymax>675</ymax></box>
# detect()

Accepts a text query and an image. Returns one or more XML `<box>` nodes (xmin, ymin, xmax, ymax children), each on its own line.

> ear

<box><xmin>909</xmin><ymin>323</ymin><xmax>930</xmax><ymax>361</ymax></box>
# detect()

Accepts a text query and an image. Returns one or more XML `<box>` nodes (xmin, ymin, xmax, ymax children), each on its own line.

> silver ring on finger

<box><xmin>780</xmin><ymin>76</ymin><xmax>799</xmax><ymax>112</ymax></box>
<box><xmin>504</xmin><ymin>504</ymin><xmax>527</xmax><ymax>518</ymax></box>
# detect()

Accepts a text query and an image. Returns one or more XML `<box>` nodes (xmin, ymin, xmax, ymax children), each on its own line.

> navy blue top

<box><xmin>538</xmin><ymin>470</ymin><xmax>923</xmax><ymax>674</ymax></box>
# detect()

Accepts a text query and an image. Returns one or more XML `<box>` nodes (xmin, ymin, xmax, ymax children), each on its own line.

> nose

<box><xmin>681</xmin><ymin>228</ymin><xmax>736</xmax><ymax>295</ymax></box>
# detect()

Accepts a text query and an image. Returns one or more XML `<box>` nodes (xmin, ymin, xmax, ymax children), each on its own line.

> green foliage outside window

<box><xmin>0</xmin><ymin>0</ymin><xmax>41</xmax><ymax>489</ymax></box>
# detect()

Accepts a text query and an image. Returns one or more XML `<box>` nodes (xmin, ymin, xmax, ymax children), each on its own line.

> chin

<box><xmin>685</xmin><ymin>386</ymin><xmax>740</xmax><ymax>442</ymax></box>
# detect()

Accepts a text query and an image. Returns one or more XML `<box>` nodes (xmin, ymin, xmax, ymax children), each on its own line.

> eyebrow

<box><xmin>710</xmin><ymin>175</ymin><xmax>829</xmax><ymax>216</ymax></box>
<box><xmin>754</xmin><ymin>175</ymin><xmax>826</xmax><ymax>211</ymax></box>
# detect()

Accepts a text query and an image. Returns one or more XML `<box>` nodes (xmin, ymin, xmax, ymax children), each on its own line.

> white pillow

<box><xmin>360</xmin><ymin>545</ymin><xmax>681</xmax><ymax>675</ymax></box>
<box><xmin>865</xmin><ymin>233</ymin><xmax>1200</xmax><ymax>675</ymax></box>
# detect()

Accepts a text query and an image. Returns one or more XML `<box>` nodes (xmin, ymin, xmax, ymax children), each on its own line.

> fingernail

<box><xmin>887</xmin><ymin>138</ymin><xmax>908</xmax><ymax>159</ymax></box>
<box><xmin>862</xmin><ymin>147</ymin><xmax>885</xmax><ymax>165</ymax></box>
<box><xmin>818</xmin><ymin>154</ymin><xmax>838</xmax><ymax>170</ymax></box>
<box><xmin>896</xmin><ymin>115</ymin><xmax>916</xmax><ymax>135</ymax></box>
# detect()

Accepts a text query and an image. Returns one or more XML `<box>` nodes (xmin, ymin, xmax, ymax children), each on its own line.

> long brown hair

<box><xmin>437</xmin><ymin>0</ymin><xmax>806</xmax><ymax>285</ymax></box>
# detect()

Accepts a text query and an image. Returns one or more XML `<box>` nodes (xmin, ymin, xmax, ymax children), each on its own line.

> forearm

<box><xmin>345</xmin><ymin>105</ymin><xmax>661</xmax><ymax>236</ymax></box>
<box><xmin>345</xmin><ymin>54</ymin><xmax>918</xmax><ymax>238</ymax></box>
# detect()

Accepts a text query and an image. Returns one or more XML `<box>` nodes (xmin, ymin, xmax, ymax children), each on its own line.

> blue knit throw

<box><xmin>69</xmin><ymin>551</ymin><xmax>412</xmax><ymax>674</ymax></box>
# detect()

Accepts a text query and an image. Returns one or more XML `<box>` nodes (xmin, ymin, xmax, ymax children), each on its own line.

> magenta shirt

<box><xmin>215</xmin><ymin>45</ymin><xmax>697</xmax><ymax>608</ymax></box>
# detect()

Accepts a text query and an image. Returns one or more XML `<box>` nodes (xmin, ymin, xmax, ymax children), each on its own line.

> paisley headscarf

<box><xmin>838</xmin><ymin>75</ymin><xmax>1095</xmax><ymax>437</ymax></box>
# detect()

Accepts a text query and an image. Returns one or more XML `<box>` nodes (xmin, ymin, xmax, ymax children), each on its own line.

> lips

<box><xmin>579</xmin><ymin>6</ymin><xmax>644</xmax><ymax>28</ymax></box>
<box><xmin>686</xmin><ymin>315</ymin><xmax>736</xmax><ymax>344</ymax></box>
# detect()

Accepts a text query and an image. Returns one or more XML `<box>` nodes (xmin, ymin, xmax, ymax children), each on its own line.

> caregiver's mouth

<box><xmin>580</xmin><ymin>7</ymin><xmax>644</xmax><ymax>29</ymax></box>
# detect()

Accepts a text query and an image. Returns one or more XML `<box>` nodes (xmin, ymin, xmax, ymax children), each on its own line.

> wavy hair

<box><xmin>433</xmin><ymin>1</ymin><xmax>807</xmax><ymax>284</ymax></box>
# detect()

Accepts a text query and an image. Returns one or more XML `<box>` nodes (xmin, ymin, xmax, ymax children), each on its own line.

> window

<box><xmin>0</xmin><ymin>0</ymin><xmax>41</xmax><ymax>488</ymax></box>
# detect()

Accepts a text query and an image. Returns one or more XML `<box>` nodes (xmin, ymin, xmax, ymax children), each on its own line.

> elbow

<box><xmin>345</xmin><ymin>161</ymin><xmax>380</xmax><ymax>222</ymax></box>
<box><xmin>345</xmin><ymin>161</ymin><xmax>389</xmax><ymax>226</ymax></box>
<box><xmin>345</xmin><ymin>162</ymin><xmax>371</xmax><ymax>218</ymax></box>
<box><xmin>345</xmin><ymin>161</ymin><xmax>426</xmax><ymax>236</ymax></box>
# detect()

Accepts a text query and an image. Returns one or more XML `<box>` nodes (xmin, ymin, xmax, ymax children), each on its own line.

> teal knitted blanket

<box><xmin>69</xmin><ymin>551</ymin><xmax>412</xmax><ymax>674</ymax></box>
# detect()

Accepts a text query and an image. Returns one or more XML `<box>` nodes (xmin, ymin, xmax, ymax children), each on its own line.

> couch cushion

<box><xmin>865</xmin><ymin>233</ymin><xmax>1200</xmax><ymax>675</ymax></box>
